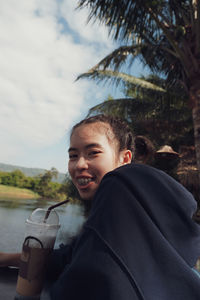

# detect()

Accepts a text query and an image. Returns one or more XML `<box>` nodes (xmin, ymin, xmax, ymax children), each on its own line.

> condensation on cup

<box><xmin>14</xmin><ymin>208</ymin><xmax>60</xmax><ymax>300</ymax></box>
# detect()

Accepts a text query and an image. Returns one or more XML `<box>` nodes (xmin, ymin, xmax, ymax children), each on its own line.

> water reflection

<box><xmin>0</xmin><ymin>198</ymin><xmax>86</xmax><ymax>253</ymax></box>
<box><xmin>0</xmin><ymin>197</ymin><xmax>55</xmax><ymax>210</ymax></box>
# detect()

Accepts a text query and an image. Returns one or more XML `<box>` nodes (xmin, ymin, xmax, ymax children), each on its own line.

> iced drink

<box><xmin>15</xmin><ymin>208</ymin><xmax>60</xmax><ymax>299</ymax></box>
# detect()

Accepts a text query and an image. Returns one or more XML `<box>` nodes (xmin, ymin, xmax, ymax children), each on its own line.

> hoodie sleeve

<box><xmin>46</xmin><ymin>243</ymin><xmax>74</xmax><ymax>281</ymax></box>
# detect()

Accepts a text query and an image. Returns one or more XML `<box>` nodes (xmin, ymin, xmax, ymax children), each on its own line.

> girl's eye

<box><xmin>89</xmin><ymin>151</ymin><xmax>101</xmax><ymax>156</ymax></box>
<box><xmin>69</xmin><ymin>154</ymin><xmax>78</xmax><ymax>159</ymax></box>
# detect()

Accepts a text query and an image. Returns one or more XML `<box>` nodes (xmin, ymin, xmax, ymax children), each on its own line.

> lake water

<box><xmin>0</xmin><ymin>197</ymin><xmax>86</xmax><ymax>253</ymax></box>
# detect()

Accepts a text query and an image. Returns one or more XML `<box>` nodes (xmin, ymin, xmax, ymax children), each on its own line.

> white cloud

<box><xmin>0</xmin><ymin>0</ymin><xmax>115</xmax><ymax>171</ymax></box>
<box><xmin>60</xmin><ymin>1</ymin><xmax>113</xmax><ymax>47</ymax></box>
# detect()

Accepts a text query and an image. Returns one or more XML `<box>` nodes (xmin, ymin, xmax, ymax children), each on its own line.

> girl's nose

<box><xmin>76</xmin><ymin>156</ymin><xmax>88</xmax><ymax>170</ymax></box>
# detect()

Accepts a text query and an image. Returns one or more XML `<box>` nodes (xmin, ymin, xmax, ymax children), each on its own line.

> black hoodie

<box><xmin>50</xmin><ymin>164</ymin><xmax>200</xmax><ymax>300</ymax></box>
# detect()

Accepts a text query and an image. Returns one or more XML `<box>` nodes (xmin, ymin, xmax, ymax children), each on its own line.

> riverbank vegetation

<box><xmin>0</xmin><ymin>168</ymin><xmax>78</xmax><ymax>201</ymax></box>
<box><xmin>0</xmin><ymin>184</ymin><xmax>39</xmax><ymax>199</ymax></box>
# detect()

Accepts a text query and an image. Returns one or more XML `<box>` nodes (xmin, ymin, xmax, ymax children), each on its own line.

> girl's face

<box><xmin>68</xmin><ymin>122</ymin><xmax>131</xmax><ymax>201</ymax></box>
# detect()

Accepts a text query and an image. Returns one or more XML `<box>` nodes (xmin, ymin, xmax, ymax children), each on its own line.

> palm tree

<box><xmin>77</xmin><ymin>0</ymin><xmax>200</xmax><ymax>183</ymax></box>
<box><xmin>87</xmin><ymin>74</ymin><xmax>193</xmax><ymax>149</ymax></box>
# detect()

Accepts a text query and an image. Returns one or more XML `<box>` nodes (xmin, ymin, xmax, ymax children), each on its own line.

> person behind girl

<box><xmin>1</xmin><ymin>114</ymin><xmax>200</xmax><ymax>300</ymax></box>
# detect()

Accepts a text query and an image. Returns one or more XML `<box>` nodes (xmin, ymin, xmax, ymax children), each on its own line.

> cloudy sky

<box><xmin>0</xmin><ymin>0</ymin><xmax>146</xmax><ymax>174</ymax></box>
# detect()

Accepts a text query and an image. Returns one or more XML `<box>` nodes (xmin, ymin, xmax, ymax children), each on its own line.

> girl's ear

<box><xmin>120</xmin><ymin>150</ymin><xmax>132</xmax><ymax>165</ymax></box>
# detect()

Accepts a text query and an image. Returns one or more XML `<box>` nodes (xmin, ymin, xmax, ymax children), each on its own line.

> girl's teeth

<box><xmin>77</xmin><ymin>178</ymin><xmax>92</xmax><ymax>186</ymax></box>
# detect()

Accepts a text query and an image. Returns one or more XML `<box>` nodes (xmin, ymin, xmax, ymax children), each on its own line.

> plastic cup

<box><xmin>15</xmin><ymin>208</ymin><xmax>60</xmax><ymax>299</ymax></box>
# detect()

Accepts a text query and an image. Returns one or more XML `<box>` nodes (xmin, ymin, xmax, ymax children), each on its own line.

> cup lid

<box><xmin>28</xmin><ymin>208</ymin><xmax>59</xmax><ymax>226</ymax></box>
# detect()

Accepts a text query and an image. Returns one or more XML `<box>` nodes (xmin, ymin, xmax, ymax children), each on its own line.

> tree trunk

<box><xmin>191</xmin><ymin>85</ymin><xmax>200</xmax><ymax>186</ymax></box>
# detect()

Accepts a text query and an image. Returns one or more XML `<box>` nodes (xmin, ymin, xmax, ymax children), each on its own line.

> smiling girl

<box><xmin>1</xmin><ymin>114</ymin><xmax>200</xmax><ymax>300</ymax></box>
<box><xmin>68</xmin><ymin>115</ymin><xmax>133</xmax><ymax>201</ymax></box>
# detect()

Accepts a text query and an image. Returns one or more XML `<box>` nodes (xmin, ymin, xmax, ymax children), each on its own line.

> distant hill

<box><xmin>0</xmin><ymin>163</ymin><xmax>66</xmax><ymax>183</ymax></box>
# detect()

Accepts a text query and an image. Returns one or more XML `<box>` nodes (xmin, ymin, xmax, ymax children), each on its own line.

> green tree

<box><xmin>23</xmin><ymin>176</ymin><xmax>37</xmax><ymax>190</ymax></box>
<box><xmin>87</xmin><ymin>75</ymin><xmax>193</xmax><ymax>148</ymax></box>
<box><xmin>59</xmin><ymin>174</ymin><xmax>80</xmax><ymax>202</ymax></box>
<box><xmin>34</xmin><ymin>168</ymin><xmax>60</xmax><ymax>198</ymax></box>
<box><xmin>0</xmin><ymin>170</ymin><xmax>25</xmax><ymax>187</ymax></box>
<box><xmin>10</xmin><ymin>170</ymin><xmax>26</xmax><ymax>188</ymax></box>
<box><xmin>77</xmin><ymin>0</ymin><xmax>200</xmax><ymax>183</ymax></box>
<box><xmin>0</xmin><ymin>171</ymin><xmax>11</xmax><ymax>185</ymax></box>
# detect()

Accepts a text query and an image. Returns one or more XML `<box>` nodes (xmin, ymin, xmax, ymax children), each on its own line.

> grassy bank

<box><xmin>0</xmin><ymin>184</ymin><xmax>40</xmax><ymax>199</ymax></box>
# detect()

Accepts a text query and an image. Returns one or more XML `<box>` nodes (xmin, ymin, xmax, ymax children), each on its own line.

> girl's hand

<box><xmin>0</xmin><ymin>252</ymin><xmax>21</xmax><ymax>268</ymax></box>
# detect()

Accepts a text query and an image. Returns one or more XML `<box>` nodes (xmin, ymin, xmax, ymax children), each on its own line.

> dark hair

<box><xmin>134</xmin><ymin>135</ymin><xmax>155</xmax><ymax>164</ymax></box>
<box><xmin>71</xmin><ymin>114</ymin><xmax>135</xmax><ymax>161</ymax></box>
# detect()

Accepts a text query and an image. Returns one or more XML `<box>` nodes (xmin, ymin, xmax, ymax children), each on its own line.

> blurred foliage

<box><xmin>0</xmin><ymin>168</ymin><xmax>77</xmax><ymax>201</ymax></box>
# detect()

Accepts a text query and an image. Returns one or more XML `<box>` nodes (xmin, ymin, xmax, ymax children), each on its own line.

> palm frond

<box><xmin>77</xmin><ymin>69</ymin><xmax>166</xmax><ymax>93</ymax></box>
<box><xmin>77</xmin><ymin>0</ymin><xmax>198</xmax><ymax>84</ymax></box>
<box><xmin>87</xmin><ymin>96</ymin><xmax>193</xmax><ymax>147</ymax></box>
<box><xmin>89</xmin><ymin>44</ymin><xmax>145</xmax><ymax>70</ymax></box>
<box><xmin>77</xmin><ymin>1</ymin><xmax>193</xmax><ymax>41</ymax></box>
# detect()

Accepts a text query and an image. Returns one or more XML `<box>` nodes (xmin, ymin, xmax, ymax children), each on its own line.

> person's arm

<box><xmin>0</xmin><ymin>252</ymin><xmax>21</xmax><ymax>268</ymax></box>
<box><xmin>50</xmin><ymin>230</ymin><xmax>142</xmax><ymax>300</ymax></box>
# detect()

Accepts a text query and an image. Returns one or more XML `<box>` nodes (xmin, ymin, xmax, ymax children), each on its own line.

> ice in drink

<box><xmin>15</xmin><ymin>208</ymin><xmax>60</xmax><ymax>299</ymax></box>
